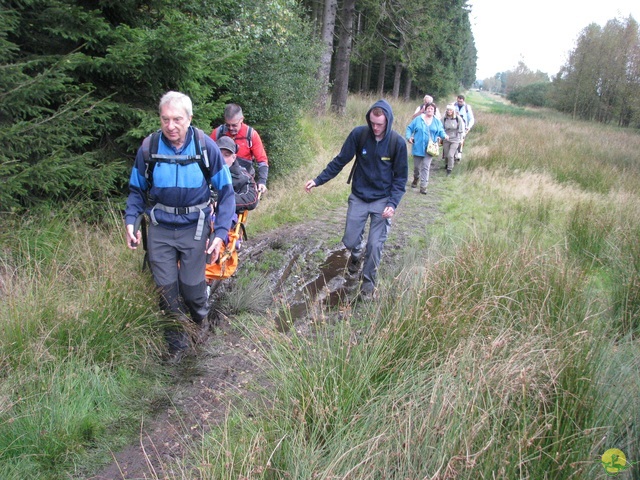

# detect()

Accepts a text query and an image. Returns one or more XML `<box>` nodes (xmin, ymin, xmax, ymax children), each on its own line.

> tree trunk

<box><xmin>330</xmin><ymin>0</ymin><xmax>356</xmax><ymax>115</ymax></box>
<box><xmin>403</xmin><ymin>72</ymin><xmax>412</xmax><ymax>100</ymax></box>
<box><xmin>392</xmin><ymin>61</ymin><xmax>402</xmax><ymax>98</ymax></box>
<box><xmin>314</xmin><ymin>0</ymin><xmax>338</xmax><ymax>115</ymax></box>
<box><xmin>362</xmin><ymin>59</ymin><xmax>371</xmax><ymax>92</ymax></box>
<box><xmin>377</xmin><ymin>50</ymin><xmax>387</xmax><ymax>95</ymax></box>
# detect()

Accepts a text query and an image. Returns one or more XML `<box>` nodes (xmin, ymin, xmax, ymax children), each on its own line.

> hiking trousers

<box><xmin>443</xmin><ymin>140</ymin><xmax>461</xmax><ymax>171</ymax></box>
<box><xmin>413</xmin><ymin>155</ymin><xmax>433</xmax><ymax>190</ymax></box>
<box><xmin>342</xmin><ymin>194</ymin><xmax>391</xmax><ymax>294</ymax></box>
<box><xmin>148</xmin><ymin>222</ymin><xmax>210</xmax><ymax>351</ymax></box>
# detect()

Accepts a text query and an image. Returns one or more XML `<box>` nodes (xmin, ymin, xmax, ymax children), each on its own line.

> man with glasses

<box><xmin>211</xmin><ymin>104</ymin><xmax>269</xmax><ymax>194</ymax></box>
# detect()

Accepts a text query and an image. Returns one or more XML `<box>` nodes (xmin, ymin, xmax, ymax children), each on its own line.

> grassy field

<box><xmin>1</xmin><ymin>92</ymin><xmax>639</xmax><ymax>478</ymax></box>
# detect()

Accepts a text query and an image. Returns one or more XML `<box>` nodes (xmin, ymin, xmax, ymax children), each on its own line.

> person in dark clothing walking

<box><xmin>215</xmin><ymin>136</ymin><xmax>259</xmax><ymax>213</ymax></box>
<box><xmin>304</xmin><ymin>99</ymin><xmax>408</xmax><ymax>299</ymax></box>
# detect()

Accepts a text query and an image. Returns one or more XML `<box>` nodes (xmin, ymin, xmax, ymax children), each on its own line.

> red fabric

<box><xmin>210</xmin><ymin>123</ymin><xmax>268</xmax><ymax>166</ymax></box>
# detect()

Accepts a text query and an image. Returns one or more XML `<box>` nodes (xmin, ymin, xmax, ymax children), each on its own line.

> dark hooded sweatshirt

<box><xmin>313</xmin><ymin>99</ymin><xmax>408</xmax><ymax>209</ymax></box>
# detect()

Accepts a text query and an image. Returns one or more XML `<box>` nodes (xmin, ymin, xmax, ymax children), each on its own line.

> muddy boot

<box><xmin>411</xmin><ymin>177</ymin><xmax>418</xmax><ymax>188</ymax></box>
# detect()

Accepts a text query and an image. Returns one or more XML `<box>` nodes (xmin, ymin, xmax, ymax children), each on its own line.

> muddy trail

<box><xmin>91</xmin><ymin>164</ymin><xmax>448</xmax><ymax>480</ymax></box>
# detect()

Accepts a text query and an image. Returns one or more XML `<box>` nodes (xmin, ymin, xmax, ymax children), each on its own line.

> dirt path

<box><xmin>90</xmin><ymin>162</ymin><xmax>447</xmax><ymax>480</ymax></box>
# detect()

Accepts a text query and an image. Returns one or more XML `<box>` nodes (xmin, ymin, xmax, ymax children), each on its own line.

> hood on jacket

<box><xmin>366</xmin><ymin>99</ymin><xmax>394</xmax><ymax>140</ymax></box>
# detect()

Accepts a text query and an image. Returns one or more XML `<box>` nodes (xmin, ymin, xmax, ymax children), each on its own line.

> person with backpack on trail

<box><xmin>215</xmin><ymin>136</ymin><xmax>259</xmax><ymax>213</ymax></box>
<box><xmin>406</xmin><ymin>103</ymin><xmax>448</xmax><ymax>194</ymax></box>
<box><xmin>441</xmin><ymin>104</ymin><xmax>466</xmax><ymax>175</ymax></box>
<box><xmin>455</xmin><ymin>94</ymin><xmax>474</xmax><ymax>161</ymax></box>
<box><xmin>124</xmin><ymin>91</ymin><xmax>235</xmax><ymax>363</ymax></box>
<box><xmin>211</xmin><ymin>104</ymin><xmax>269</xmax><ymax>195</ymax></box>
<box><xmin>412</xmin><ymin>94</ymin><xmax>442</xmax><ymax>120</ymax></box>
<box><xmin>304</xmin><ymin>99</ymin><xmax>408</xmax><ymax>300</ymax></box>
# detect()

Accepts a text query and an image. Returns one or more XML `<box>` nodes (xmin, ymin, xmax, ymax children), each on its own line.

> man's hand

<box><xmin>408</xmin><ymin>137</ymin><xmax>415</xmax><ymax>144</ymax></box>
<box><xmin>304</xmin><ymin>180</ymin><xmax>316</xmax><ymax>192</ymax></box>
<box><xmin>126</xmin><ymin>224</ymin><xmax>141</xmax><ymax>250</ymax></box>
<box><xmin>258</xmin><ymin>183</ymin><xmax>268</xmax><ymax>194</ymax></box>
<box><xmin>382</xmin><ymin>206</ymin><xmax>395</xmax><ymax>219</ymax></box>
<box><xmin>206</xmin><ymin>237</ymin><xmax>224</xmax><ymax>263</ymax></box>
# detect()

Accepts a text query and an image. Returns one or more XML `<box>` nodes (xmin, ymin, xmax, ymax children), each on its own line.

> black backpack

<box><xmin>141</xmin><ymin>127</ymin><xmax>210</xmax><ymax>186</ymax></box>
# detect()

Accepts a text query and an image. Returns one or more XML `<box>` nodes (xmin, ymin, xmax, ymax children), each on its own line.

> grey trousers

<box><xmin>443</xmin><ymin>140</ymin><xmax>461</xmax><ymax>171</ymax></box>
<box><xmin>413</xmin><ymin>155</ymin><xmax>433</xmax><ymax>189</ymax></box>
<box><xmin>148</xmin><ymin>222</ymin><xmax>210</xmax><ymax>351</ymax></box>
<box><xmin>342</xmin><ymin>194</ymin><xmax>391</xmax><ymax>294</ymax></box>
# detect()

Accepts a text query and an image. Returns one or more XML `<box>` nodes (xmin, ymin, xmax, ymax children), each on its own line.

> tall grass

<box><xmin>189</xmin><ymin>93</ymin><xmax>640</xmax><ymax>479</ymax></box>
<box><xmin>0</xmin><ymin>204</ymin><xmax>166</xmax><ymax>478</ymax></box>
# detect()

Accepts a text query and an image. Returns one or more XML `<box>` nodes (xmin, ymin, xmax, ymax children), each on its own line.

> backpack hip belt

<box><xmin>150</xmin><ymin>200</ymin><xmax>211</xmax><ymax>241</ymax></box>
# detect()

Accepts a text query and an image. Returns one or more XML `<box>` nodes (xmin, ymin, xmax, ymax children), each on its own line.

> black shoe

<box><xmin>446</xmin><ymin>169</ymin><xmax>452</xmax><ymax>176</ymax></box>
<box><xmin>347</xmin><ymin>256</ymin><xmax>361</xmax><ymax>274</ymax></box>
<box><xmin>411</xmin><ymin>178</ymin><xmax>418</xmax><ymax>188</ymax></box>
<box><xmin>420</xmin><ymin>188</ymin><xmax>427</xmax><ymax>195</ymax></box>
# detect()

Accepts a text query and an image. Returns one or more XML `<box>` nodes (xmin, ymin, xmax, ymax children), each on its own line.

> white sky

<box><xmin>467</xmin><ymin>0</ymin><xmax>640</xmax><ymax>80</ymax></box>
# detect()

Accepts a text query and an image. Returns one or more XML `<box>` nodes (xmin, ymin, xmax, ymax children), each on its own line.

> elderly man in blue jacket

<box><xmin>125</xmin><ymin>91</ymin><xmax>235</xmax><ymax>362</ymax></box>
<box><xmin>305</xmin><ymin>99</ymin><xmax>408</xmax><ymax>299</ymax></box>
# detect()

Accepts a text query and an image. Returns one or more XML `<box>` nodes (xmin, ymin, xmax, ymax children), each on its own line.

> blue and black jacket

<box><xmin>313</xmin><ymin>99</ymin><xmax>408</xmax><ymax>209</ymax></box>
<box><xmin>125</xmin><ymin>126</ymin><xmax>235</xmax><ymax>241</ymax></box>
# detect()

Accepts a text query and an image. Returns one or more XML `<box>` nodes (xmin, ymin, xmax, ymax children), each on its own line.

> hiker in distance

<box><xmin>125</xmin><ymin>91</ymin><xmax>235</xmax><ymax>363</ymax></box>
<box><xmin>211</xmin><ymin>103</ymin><xmax>269</xmax><ymax>194</ymax></box>
<box><xmin>304</xmin><ymin>99</ymin><xmax>408</xmax><ymax>299</ymax></box>
<box><xmin>454</xmin><ymin>94</ymin><xmax>474</xmax><ymax>161</ymax></box>
<box><xmin>411</xmin><ymin>94</ymin><xmax>442</xmax><ymax>120</ymax></box>
<box><xmin>441</xmin><ymin>103</ymin><xmax>466</xmax><ymax>175</ymax></box>
<box><xmin>406</xmin><ymin>102</ymin><xmax>448</xmax><ymax>194</ymax></box>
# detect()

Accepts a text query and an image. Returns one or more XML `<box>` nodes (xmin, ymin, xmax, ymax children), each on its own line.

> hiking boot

<box><xmin>165</xmin><ymin>346</ymin><xmax>188</xmax><ymax>365</ymax></box>
<box><xmin>347</xmin><ymin>256</ymin><xmax>361</xmax><ymax>275</ymax></box>
<box><xmin>193</xmin><ymin>319</ymin><xmax>210</xmax><ymax>345</ymax></box>
<box><xmin>358</xmin><ymin>288</ymin><xmax>377</xmax><ymax>301</ymax></box>
<box><xmin>420</xmin><ymin>188</ymin><xmax>427</xmax><ymax>195</ymax></box>
<box><xmin>411</xmin><ymin>177</ymin><xmax>418</xmax><ymax>188</ymax></box>
<box><xmin>446</xmin><ymin>169</ymin><xmax>452</xmax><ymax>176</ymax></box>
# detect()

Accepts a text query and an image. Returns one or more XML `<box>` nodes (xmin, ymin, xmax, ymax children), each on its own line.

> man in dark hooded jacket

<box><xmin>304</xmin><ymin>99</ymin><xmax>408</xmax><ymax>298</ymax></box>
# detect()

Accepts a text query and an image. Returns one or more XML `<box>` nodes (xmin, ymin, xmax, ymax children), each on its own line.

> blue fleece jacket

<box><xmin>125</xmin><ymin>126</ymin><xmax>235</xmax><ymax>240</ymax></box>
<box><xmin>405</xmin><ymin>115</ymin><xmax>446</xmax><ymax>157</ymax></box>
<box><xmin>313</xmin><ymin>99</ymin><xmax>408</xmax><ymax>209</ymax></box>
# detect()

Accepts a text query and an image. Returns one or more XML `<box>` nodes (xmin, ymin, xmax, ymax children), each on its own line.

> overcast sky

<box><xmin>467</xmin><ymin>0</ymin><xmax>640</xmax><ymax>80</ymax></box>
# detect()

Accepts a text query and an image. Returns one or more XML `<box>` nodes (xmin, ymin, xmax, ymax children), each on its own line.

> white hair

<box><xmin>159</xmin><ymin>91</ymin><xmax>193</xmax><ymax>117</ymax></box>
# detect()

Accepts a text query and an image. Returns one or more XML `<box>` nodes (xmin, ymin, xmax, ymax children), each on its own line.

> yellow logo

<box><xmin>601</xmin><ymin>448</ymin><xmax>630</xmax><ymax>475</ymax></box>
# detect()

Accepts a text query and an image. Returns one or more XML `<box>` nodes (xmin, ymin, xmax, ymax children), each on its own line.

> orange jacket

<box><xmin>211</xmin><ymin>123</ymin><xmax>269</xmax><ymax>186</ymax></box>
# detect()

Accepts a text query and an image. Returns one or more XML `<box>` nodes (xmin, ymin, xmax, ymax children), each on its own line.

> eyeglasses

<box><xmin>224</xmin><ymin>120</ymin><xmax>242</xmax><ymax>129</ymax></box>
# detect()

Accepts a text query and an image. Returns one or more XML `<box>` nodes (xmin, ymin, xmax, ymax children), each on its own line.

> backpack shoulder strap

<box><xmin>142</xmin><ymin>130</ymin><xmax>162</xmax><ymax>183</ymax></box>
<box><xmin>246</xmin><ymin>126</ymin><xmax>253</xmax><ymax>148</ymax></box>
<box><xmin>388</xmin><ymin>130</ymin><xmax>399</xmax><ymax>161</ymax></box>
<box><xmin>347</xmin><ymin>127</ymin><xmax>369</xmax><ymax>184</ymax></box>
<box><xmin>194</xmin><ymin>127</ymin><xmax>211</xmax><ymax>183</ymax></box>
<box><xmin>143</xmin><ymin>129</ymin><xmax>211</xmax><ymax>184</ymax></box>
<box><xmin>215</xmin><ymin>125</ymin><xmax>226</xmax><ymax>139</ymax></box>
